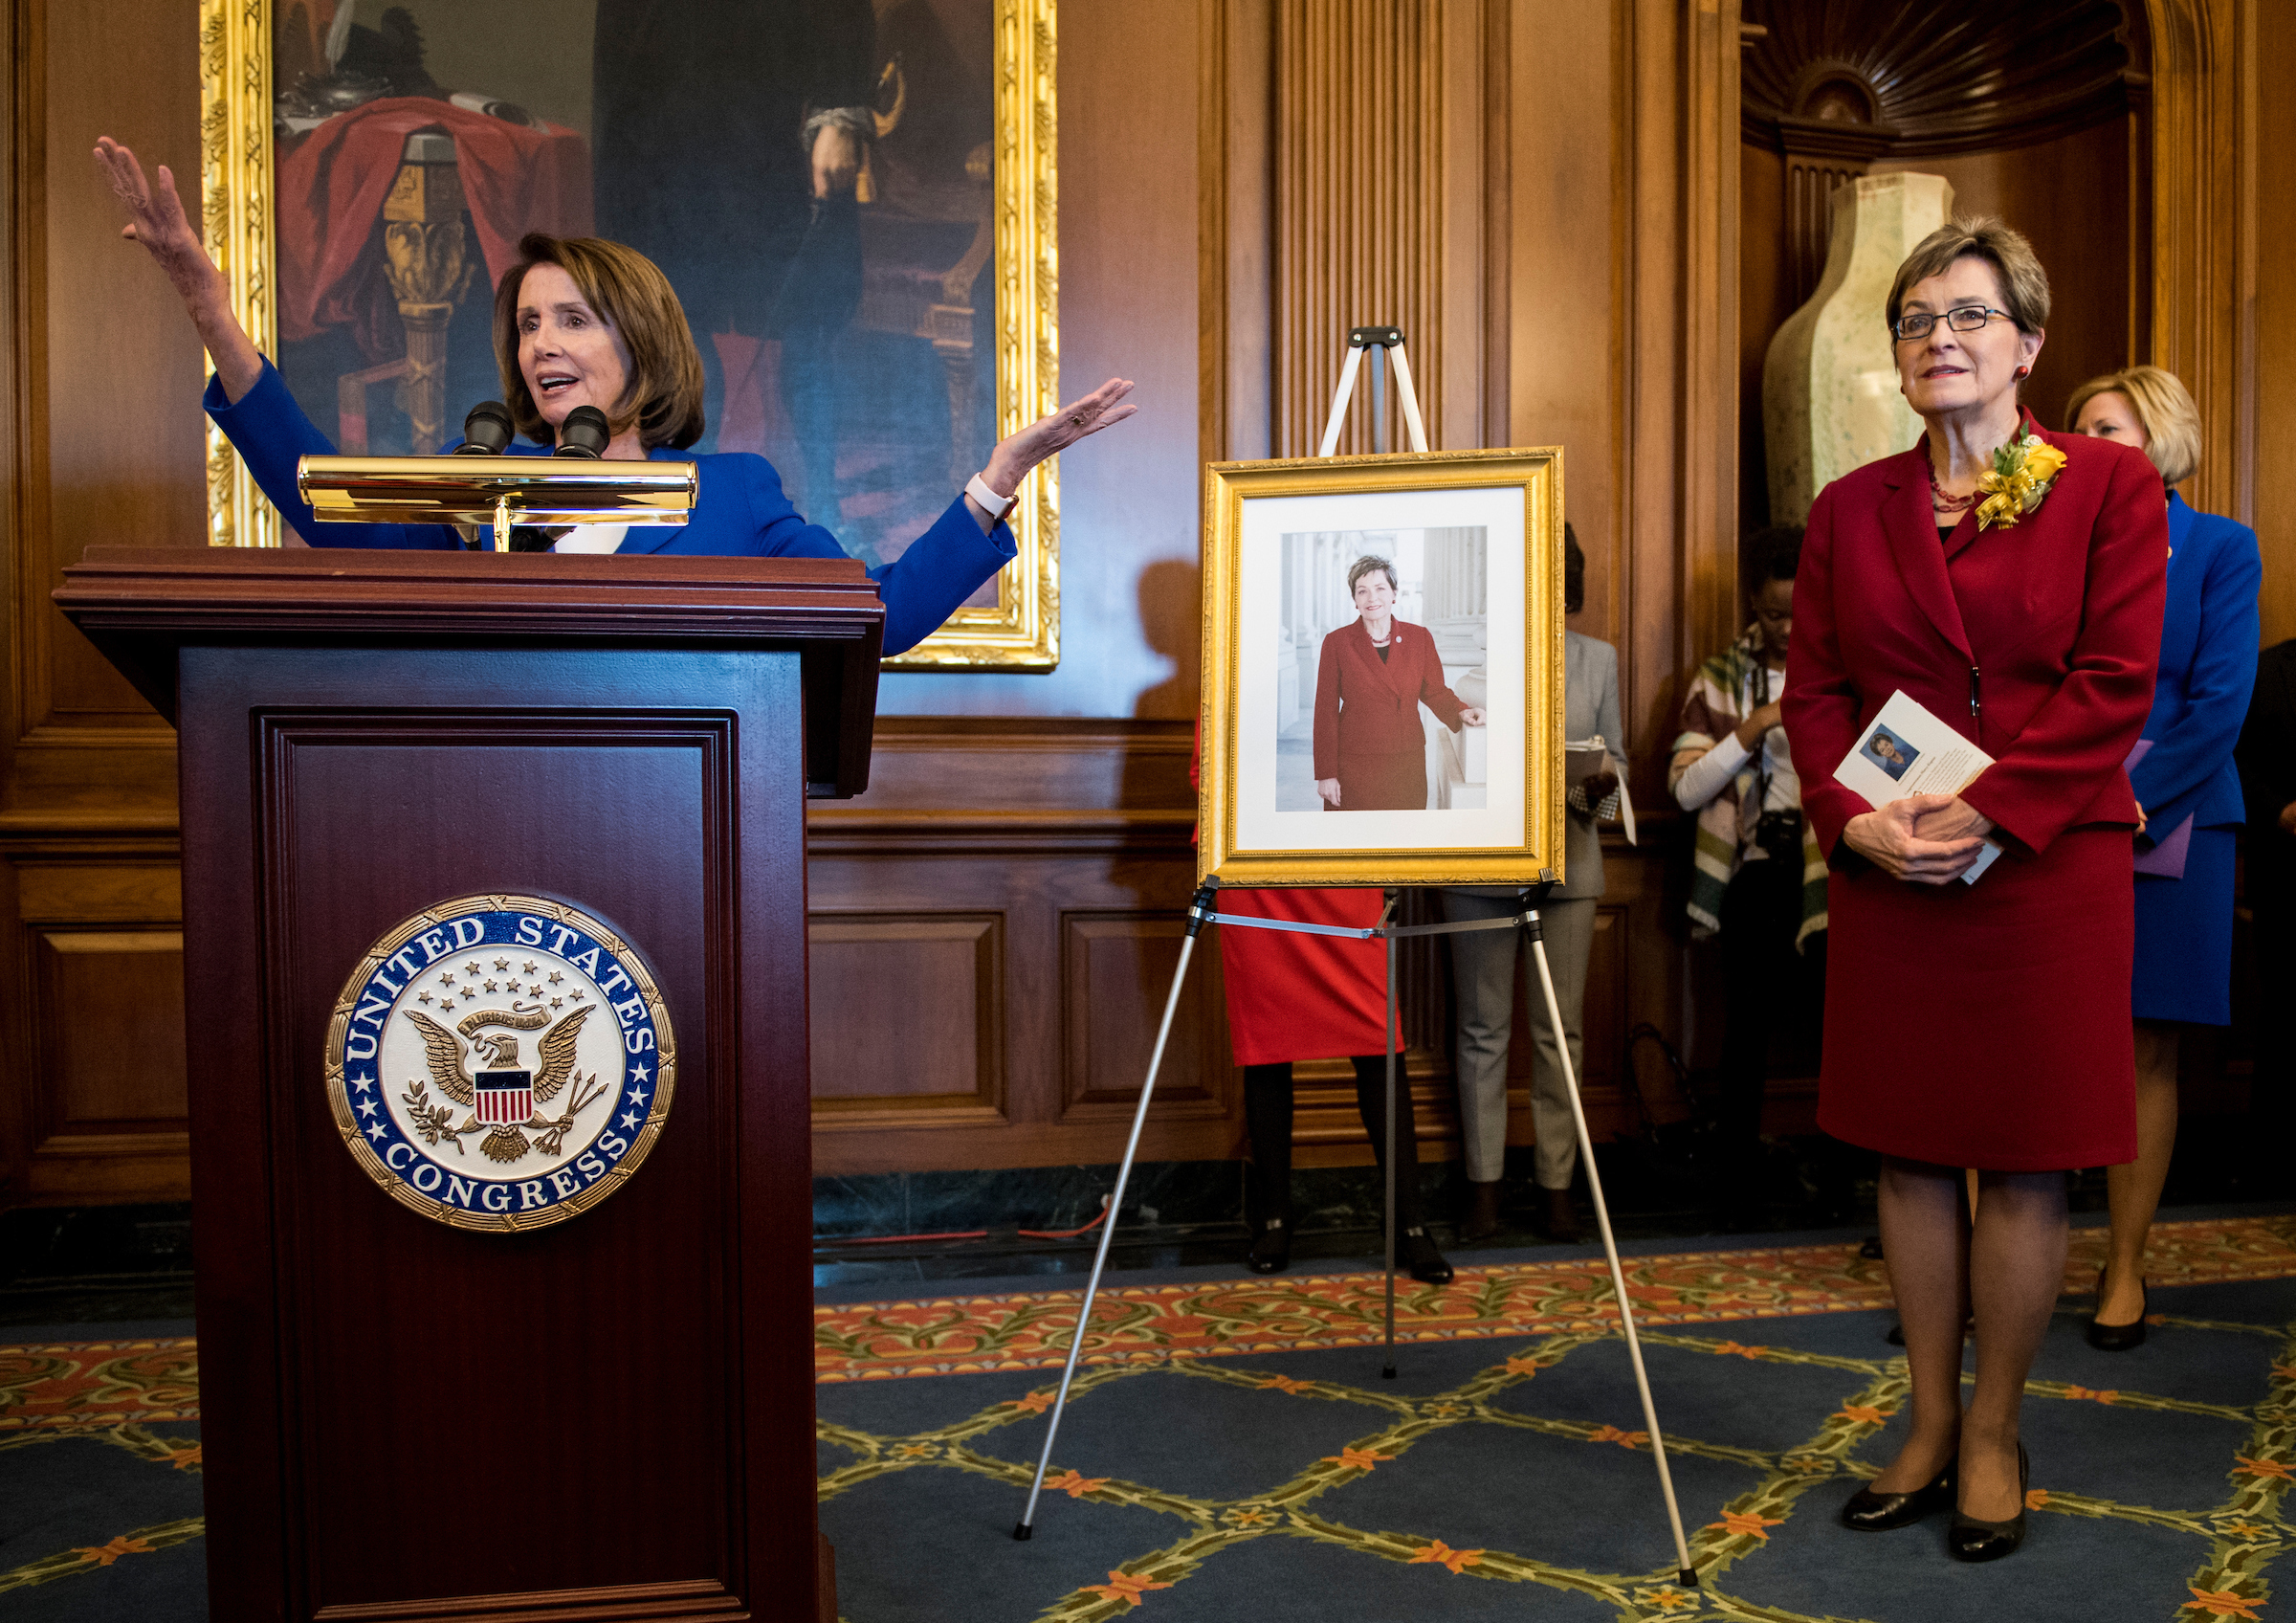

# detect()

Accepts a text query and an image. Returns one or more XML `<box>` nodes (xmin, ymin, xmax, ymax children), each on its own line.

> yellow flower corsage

<box><xmin>1975</xmin><ymin>434</ymin><xmax>2068</xmax><ymax>530</ymax></box>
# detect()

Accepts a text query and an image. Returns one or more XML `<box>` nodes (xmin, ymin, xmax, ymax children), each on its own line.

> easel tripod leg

<box><xmin>1524</xmin><ymin>907</ymin><xmax>1699</xmax><ymax>1588</ymax></box>
<box><xmin>1382</xmin><ymin>923</ymin><xmax>1399</xmax><ymax>1380</ymax></box>
<box><xmin>1014</xmin><ymin>885</ymin><xmax>1217</xmax><ymax>1540</ymax></box>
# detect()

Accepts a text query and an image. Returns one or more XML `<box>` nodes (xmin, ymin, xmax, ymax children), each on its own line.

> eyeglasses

<box><xmin>1891</xmin><ymin>305</ymin><xmax>2011</xmax><ymax>342</ymax></box>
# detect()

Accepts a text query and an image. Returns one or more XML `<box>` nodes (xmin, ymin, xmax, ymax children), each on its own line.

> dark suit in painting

<box><xmin>591</xmin><ymin>0</ymin><xmax>874</xmax><ymax>519</ymax></box>
<box><xmin>590</xmin><ymin>0</ymin><xmax>873</xmax><ymax>339</ymax></box>
<box><xmin>1310</xmin><ymin>618</ymin><xmax>1472</xmax><ymax>812</ymax></box>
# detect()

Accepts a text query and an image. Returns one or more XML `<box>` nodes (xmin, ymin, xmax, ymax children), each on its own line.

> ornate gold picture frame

<box><xmin>198</xmin><ymin>0</ymin><xmax>1059</xmax><ymax>670</ymax></box>
<box><xmin>1197</xmin><ymin>449</ymin><xmax>1568</xmax><ymax>888</ymax></box>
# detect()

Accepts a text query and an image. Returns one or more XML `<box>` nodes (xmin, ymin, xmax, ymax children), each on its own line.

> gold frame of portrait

<box><xmin>1196</xmin><ymin>449</ymin><xmax>1569</xmax><ymax>888</ymax></box>
<box><xmin>198</xmin><ymin>0</ymin><xmax>1060</xmax><ymax>671</ymax></box>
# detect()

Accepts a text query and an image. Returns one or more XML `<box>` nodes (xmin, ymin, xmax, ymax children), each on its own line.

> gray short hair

<box><xmin>1886</xmin><ymin>215</ymin><xmax>2051</xmax><ymax>337</ymax></box>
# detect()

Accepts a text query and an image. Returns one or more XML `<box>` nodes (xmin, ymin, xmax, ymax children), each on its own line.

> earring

<box><xmin>2015</xmin><ymin>366</ymin><xmax>2030</xmax><ymax>379</ymax></box>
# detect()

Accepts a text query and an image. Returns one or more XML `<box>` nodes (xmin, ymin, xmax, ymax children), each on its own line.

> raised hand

<box><xmin>984</xmin><ymin>378</ymin><xmax>1137</xmax><ymax>488</ymax></box>
<box><xmin>95</xmin><ymin>136</ymin><xmax>263</xmax><ymax>400</ymax></box>
<box><xmin>963</xmin><ymin>376</ymin><xmax>1139</xmax><ymax>533</ymax></box>
<box><xmin>96</xmin><ymin>137</ymin><xmax>211</xmax><ymax>296</ymax></box>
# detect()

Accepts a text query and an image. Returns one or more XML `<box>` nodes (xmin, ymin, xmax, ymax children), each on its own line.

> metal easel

<box><xmin>1011</xmin><ymin>327</ymin><xmax>1698</xmax><ymax>1590</ymax></box>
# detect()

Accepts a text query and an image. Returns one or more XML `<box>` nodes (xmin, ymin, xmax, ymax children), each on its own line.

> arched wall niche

<box><xmin>1738</xmin><ymin>0</ymin><xmax>2150</xmax><ymax>543</ymax></box>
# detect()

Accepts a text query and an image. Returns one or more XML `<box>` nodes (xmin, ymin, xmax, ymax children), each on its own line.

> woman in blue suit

<box><xmin>2069</xmin><ymin>366</ymin><xmax>2262</xmax><ymax>1349</ymax></box>
<box><xmin>94</xmin><ymin>137</ymin><xmax>1135</xmax><ymax>656</ymax></box>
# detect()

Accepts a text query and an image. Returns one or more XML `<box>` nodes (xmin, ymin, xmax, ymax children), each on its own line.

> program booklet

<box><xmin>1833</xmin><ymin>690</ymin><xmax>2002</xmax><ymax>884</ymax></box>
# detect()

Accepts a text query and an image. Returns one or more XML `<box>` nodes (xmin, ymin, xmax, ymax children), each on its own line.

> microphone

<box><xmin>553</xmin><ymin>406</ymin><xmax>609</xmax><ymax>458</ymax></box>
<box><xmin>454</xmin><ymin>400</ymin><xmax>514</xmax><ymax>456</ymax></box>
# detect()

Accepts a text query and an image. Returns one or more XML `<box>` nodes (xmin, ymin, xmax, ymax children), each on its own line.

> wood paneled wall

<box><xmin>2</xmin><ymin>0</ymin><xmax>204</xmax><ymax>1207</ymax></box>
<box><xmin>2257</xmin><ymin>0</ymin><xmax>2296</xmax><ymax>648</ymax></box>
<box><xmin>6</xmin><ymin>0</ymin><xmax>2287</xmax><ymax>1205</ymax></box>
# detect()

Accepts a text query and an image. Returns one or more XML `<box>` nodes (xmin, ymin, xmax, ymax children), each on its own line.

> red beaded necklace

<box><xmin>1929</xmin><ymin>456</ymin><xmax>1978</xmax><ymax>517</ymax></box>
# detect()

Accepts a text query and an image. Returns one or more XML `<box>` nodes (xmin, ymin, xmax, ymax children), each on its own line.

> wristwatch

<box><xmin>965</xmin><ymin>473</ymin><xmax>1016</xmax><ymax>521</ymax></box>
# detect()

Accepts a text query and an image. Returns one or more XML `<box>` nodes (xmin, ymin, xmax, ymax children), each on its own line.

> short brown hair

<box><xmin>1347</xmin><ymin>555</ymin><xmax>1397</xmax><ymax>594</ymax></box>
<box><xmin>493</xmin><ymin>233</ymin><xmax>706</xmax><ymax>451</ymax></box>
<box><xmin>2064</xmin><ymin>365</ymin><xmax>2202</xmax><ymax>486</ymax></box>
<box><xmin>1885</xmin><ymin>215</ymin><xmax>2051</xmax><ymax>338</ymax></box>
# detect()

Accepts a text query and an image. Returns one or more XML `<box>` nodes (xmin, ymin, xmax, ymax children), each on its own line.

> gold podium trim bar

<box><xmin>298</xmin><ymin>456</ymin><xmax>698</xmax><ymax>535</ymax></box>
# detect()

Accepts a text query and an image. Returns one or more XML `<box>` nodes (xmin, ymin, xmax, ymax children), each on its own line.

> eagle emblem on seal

<box><xmin>401</xmin><ymin>1001</ymin><xmax>605</xmax><ymax>1163</ymax></box>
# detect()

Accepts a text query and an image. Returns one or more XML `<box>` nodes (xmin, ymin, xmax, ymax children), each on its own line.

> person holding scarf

<box><xmin>1669</xmin><ymin>526</ymin><xmax>1826</xmax><ymax>1219</ymax></box>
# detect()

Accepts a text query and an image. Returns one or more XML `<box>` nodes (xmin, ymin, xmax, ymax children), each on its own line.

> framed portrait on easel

<box><xmin>197</xmin><ymin>0</ymin><xmax>1062</xmax><ymax>668</ymax></box>
<box><xmin>1196</xmin><ymin>448</ymin><xmax>1569</xmax><ymax>888</ymax></box>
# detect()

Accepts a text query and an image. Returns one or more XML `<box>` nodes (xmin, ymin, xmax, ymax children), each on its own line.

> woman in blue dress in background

<box><xmin>2068</xmin><ymin>366</ymin><xmax>2261</xmax><ymax>1349</ymax></box>
<box><xmin>94</xmin><ymin>137</ymin><xmax>1135</xmax><ymax>656</ymax></box>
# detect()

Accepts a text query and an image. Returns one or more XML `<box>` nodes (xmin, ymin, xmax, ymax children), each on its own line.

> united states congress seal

<box><xmin>324</xmin><ymin>894</ymin><xmax>675</xmax><ymax>1232</ymax></box>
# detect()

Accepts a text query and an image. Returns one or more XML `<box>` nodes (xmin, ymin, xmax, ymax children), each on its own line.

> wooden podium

<box><xmin>57</xmin><ymin>545</ymin><xmax>878</xmax><ymax>1623</ymax></box>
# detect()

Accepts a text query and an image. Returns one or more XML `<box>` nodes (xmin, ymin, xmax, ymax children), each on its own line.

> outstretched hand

<box><xmin>963</xmin><ymin>377</ymin><xmax>1138</xmax><ymax>532</ymax></box>
<box><xmin>96</xmin><ymin>136</ymin><xmax>263</xmax><ymax>400</ymax></box>
<box><xmin>96</xmin><ymin>137</ymin><xmax>212</xmax><ymax>297</ymax></box>
<box><xmin>984</xmin><ymin>378</ymin><xmax>1137</xmax><ymax>489</ymax></box>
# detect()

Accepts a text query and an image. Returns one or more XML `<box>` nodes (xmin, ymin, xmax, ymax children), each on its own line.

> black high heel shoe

<box><xmin>2086</xmin><ymin>1266</ymin><xmax>2149</xmax><ymax>1351</ymax></box>
<box><xmin>1839</xmin><ymin>1462</ymin><xmax>1954</xmax><ymax>1531</ymax></box>
<box><xmin>1402</xmin><ymin>1226</ymin><xmax>1453</xmax><ymax>1285</ymax></box>
<box><xmin>1947</xmin><ymin>1442</ymin><xmax>2030</xmax><ymax>1562</ymax></box>
<box><xmin>1247</xmin><ymin>1217</ymin><xmax>1292</xmax><ymax>1276</ymax></box>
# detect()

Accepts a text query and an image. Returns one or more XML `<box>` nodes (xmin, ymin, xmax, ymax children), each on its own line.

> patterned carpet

<box><xmin>9</xmin><ymin>1215</ymin><xmax>2296</xmax><ymax>1620</ymax></box>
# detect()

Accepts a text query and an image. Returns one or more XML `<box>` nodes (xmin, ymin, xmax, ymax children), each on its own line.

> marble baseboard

<box><xmin>812</xmin><ymin>1158</ymin><xmax>1488</xmax><ymax>1244</ymax></box>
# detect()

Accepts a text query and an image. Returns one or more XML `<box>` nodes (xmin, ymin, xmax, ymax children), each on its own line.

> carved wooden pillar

<box><xmin>1775</xmin><ymin>117</ymin><xmax>1893</xmax><ymax>310</ymax></box>
<box><xmin>1271</xmin><ymin>0</ymin><xmax>1446</xmax><ymax>457</ymax></box>
<box><xmin>2143</xmin><ymin>0</ymin><xmax>2252</xmax><ymax>525</ymax></box>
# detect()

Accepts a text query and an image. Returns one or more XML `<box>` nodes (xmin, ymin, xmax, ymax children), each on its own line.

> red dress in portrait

<box><xmin>1782</xmin><ymin>415</ymin><xmax>2167</xmax><ymax>1170</ymax></box>
<box><xmin>1311</xmin><ymin>618</ymin><xmax>1469</xmax><ymax>812</ymax></box>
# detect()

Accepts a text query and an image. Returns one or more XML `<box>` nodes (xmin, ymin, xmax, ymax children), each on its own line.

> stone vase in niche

<box><xmin>1763</xmin><ymin>171</ymin><xmax>1954</xmax><ymax>525</ymax></box>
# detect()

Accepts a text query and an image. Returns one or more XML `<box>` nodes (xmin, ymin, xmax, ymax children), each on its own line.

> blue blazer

<box><xmin>2130</xmin><ymin>489</ymin><xmax>2262</xmax><ymax>835</ymax></box>
<box><xmin>204</xmin><ymin>362</ymin><xmax>1017</xmax><ymax>656</ymax></box>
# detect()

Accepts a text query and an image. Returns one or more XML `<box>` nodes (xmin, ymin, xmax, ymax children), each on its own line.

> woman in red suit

<box><xmin>1781</xmin><ymin>218</ymin><xmax>2166</xmax><ymax>1562</ymax></box>
<box><xmin>1313</xmin><ymin>555</ymin><xmax>1484</xmax><ymax>811</ymax></box>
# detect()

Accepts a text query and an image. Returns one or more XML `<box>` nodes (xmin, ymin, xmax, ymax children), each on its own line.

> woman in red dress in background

<box><xmin>1189</xmin><ymin>734</ymin><xmax>1452</xmax><ymax>1283</ymax></box>
<box><xmin>1313</xmin><ymin>554</ymin><xmax>1485</xmax><ymax>811</ymax></box>
<box><xmin>1782</xmin><ymin>218</ymin><xmax>2165</xmax><ymax>1562</ymax></box>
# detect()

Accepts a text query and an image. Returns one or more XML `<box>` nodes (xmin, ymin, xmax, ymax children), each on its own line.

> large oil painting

<box><xmin>200</xmin><ymin>0</ymin><xmax>1059</xmax><ymax>667</ymax></box>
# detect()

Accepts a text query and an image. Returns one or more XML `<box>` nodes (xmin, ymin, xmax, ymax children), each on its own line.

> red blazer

<box><xmin>1783</xmin><ymin>416</ymin><xmax>2168</xmax><ymax>861</ymax></box>
<box><xmin>1312</xmin><ymin>618</ymin><xmax>1468</xmax><ymax>778</ymax></box>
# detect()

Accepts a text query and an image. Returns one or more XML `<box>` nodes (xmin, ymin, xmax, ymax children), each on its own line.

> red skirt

<box><xmin>1817</xmin><ymin>825</ymin><xmax>2137</xmax><ymax>1170</ymax></box>
<box><xmin>1217</xmin><ymin>887</ymin><xmax>1400</xmax><ymax>1066</ymax></box>
<box><xmin>1330</xmin><ymin>747</ymin><xmax>1428</xmax><ymax>812</ymax></box>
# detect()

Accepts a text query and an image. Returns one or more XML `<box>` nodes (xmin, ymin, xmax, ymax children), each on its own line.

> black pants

<box><xmin>1244</xmin><ymin>1056</ymin><xmax>1427</xmax><ymax>1231</ymax></box>
<box><xmin>1715</xmin><ymin>853</ymin><xmax>1826</xmax><ymax>1149</ymax></box>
